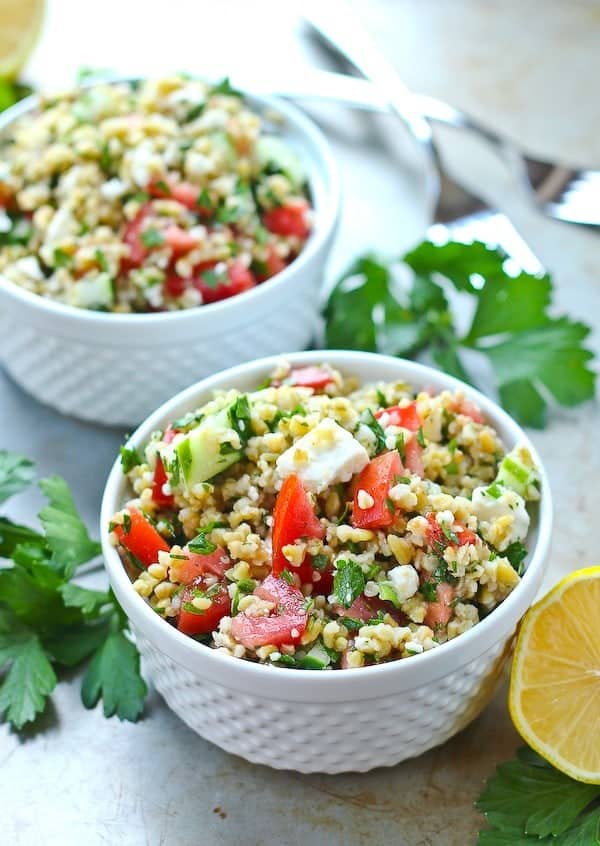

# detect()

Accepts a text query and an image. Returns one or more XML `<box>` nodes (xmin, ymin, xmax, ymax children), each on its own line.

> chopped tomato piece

<box><xmin>263</xmin><ymin>243</ymin><xmax>287</xmax><ymax>279</ymax></box>
<box><xmin>311</xmin><ymin>563</ymin><xmax>334</xmax><ymax>595</ymax></box>
<box><xmin>424</xmin><ymin>582</ymin><xmax>455</xmax><ymax>629</ymax></box>
<box><xmin>404</xmin><ymin>436</ymin><xmax>424</xmax><ymax>477</ymax></box>
<box><xmin>175</xmin><ymin>546</ymin><xmax>231</xmax><ymax>585</ymax></box>
<box><xmin>163</xmin><ymin>224</ymin><xmax>197</xmax><ymax>256</ymax></box>
<box><xmin>456</xmin><ymin>398</ymin><xmax>486</xmax><ymax>424</ymax></box>
<box><xmin>192</xmin><ymin>259</ymin><xmax>256</xmax><ymax>304</ymax></box>
<box><xmin>272</xmin><ymin>474</ymin><xmax>324</xmax><ymax>582</ymax></box>
<box><xmin>177</xmin><ymin>576</ymin><xmax>231</xmax><ymax>635</ymax></box>
<box><xmin>352</xmin><ymin>450</ymin><xmax>402</xmax><ymax>530</ymax></box>
<box><xmin>287</xmin><ymin>366</ymin><xmax>334</xmax><ymax>390</ymax></box>
<box><xmin>231</xmin><ymin>575</ymin><xmax>307</xmax><ymax>647</ymax></box>
<box><xmin>263</xmin><ymin>200</ymin><xmax>310</xmax><ymax>239</ymax></box>
<box><xmin>151</xmin><ymin>457</ymin><xmax>174</xmax><ymax>508</ymax></box>
<box><xmin>164</xmin><ymin>271</ymin><xmax>187</xmax><ymax>297</ymax></box>
<box><xmin>425</xmin><ymin>513</ymin><xmax>477</xmax><ymax>550</ymax></box>
<box><xmin>333</xmin><ymin>594</ymin><xmax>374</xmax><ymax>622</ymax></box>
<box><xmin>148</xmin><ymin>177</ymin><xmax>212</xmax><ymax>216</ymax></box>
<box><xmin>375</xmin><ymin>402</ymin><xmax>421</xmax><ymax>432</ymax></box>
<box><xmin>121</xmin><ymin>203</ymin><xmax>152</xmax><ymax>270</ymax></box>
<box><xmin>113</xmin><ymin>507</ymin><xmax>170</xmax><ymax>567</ymax></box>
<box><xmin>163</xmin><ymin>424</ymin><xmax>177</xmax><ymax>444</ymax></box>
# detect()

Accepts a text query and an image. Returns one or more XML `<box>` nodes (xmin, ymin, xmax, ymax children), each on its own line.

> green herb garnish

<box><xmin>359</xmin><ymin>408</ymin><xmax>386</xmax><ymax>455</ymax></box>
<box><xmin>0</xmin><ymin>452</ymin><xmax>146</xmax><ymax>729</ymax></box>
<box><xmin>332</xmin><ymin>559</ymin><xmax>365</xmax><ymax>608</ymax></box>
<box><xmin>323</xmin><ymin>243</ymin><xmax>595</xmax><ymax>428</ymax></box>
<box><xmin>140</xmin><ymin>227</ymin><xmax>165</xmax><ymax>248</ymax></box>
<box><xmin>476</xmin><ymin>746</ymin><xmax>600</xmax><ymax>843</ymax></box>
<box><xmin>119</xmin><ymin>445</ymin><xmax>142</xmax><ymax>473</ymax></box>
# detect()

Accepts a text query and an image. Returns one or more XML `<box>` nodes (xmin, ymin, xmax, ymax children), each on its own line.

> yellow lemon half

<box><xmin>0</xmin><ymin>0</ymin><xmax>44</xmax><ymax>80</ymax></box>
<box><xmin>509</xmin><ymin>566</ymin><xmax>600</xmax><ymax>784</ymax></box>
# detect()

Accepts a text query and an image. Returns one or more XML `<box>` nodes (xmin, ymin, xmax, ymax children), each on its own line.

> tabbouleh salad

<box><xmin>0</xmin><ymin>76</ymin><xmax>312</xmax><ymax>312</ymax></box>
<box><xmin>109</xmin><ymin>360</ymin><xmax>540</xmax><ymax>670</ymax></box>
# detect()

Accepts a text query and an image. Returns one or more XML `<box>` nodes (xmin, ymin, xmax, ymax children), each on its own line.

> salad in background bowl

<box><xmin>0</xmin><ymin>75</ymin><xmax>339</xmax><ymax>424</ymax></box>
<box><xmin>101</xmin><ymin>351</ymin><xmax>552</xmax><ymax>773</ymax></box>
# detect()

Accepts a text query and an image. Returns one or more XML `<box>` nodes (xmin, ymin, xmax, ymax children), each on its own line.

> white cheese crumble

<box><xmin>471</xmin><ymin>486</ymin><xmax>530</xmax><ymax>551</ymax></box>
<box><xmin>276</xmin><ymin>418</ymin><xmax>369</xmax><ymax>494</ymax></box>
<box><xmin>388</xmin><ymin>564</ymin><xmax>419</xmax><ymax>601</ymax></box>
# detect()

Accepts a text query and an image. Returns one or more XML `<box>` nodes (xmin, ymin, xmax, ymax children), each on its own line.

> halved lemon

<box><xmin>0</xmin><ymin>0</ymin><xmax>44</xmax><ymax>80</ymax></box>
<box><xmin>509</xmin><ymin>566</ymin><xmax>600</xmax><ymax>784</ymax></box>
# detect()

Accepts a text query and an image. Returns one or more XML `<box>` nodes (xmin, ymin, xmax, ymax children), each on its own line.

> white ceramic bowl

<box><xmin>101</xmin><ymin>351</ymin><xmax>552</xmax><ymax>774</ymax></box>
<box><xmin>0</xmin><ymin>85</ymin><xmax>340</xmax><ymax>427</ymax></box>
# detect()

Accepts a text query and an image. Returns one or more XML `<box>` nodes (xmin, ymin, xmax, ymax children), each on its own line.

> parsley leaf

<box><xmin>39</xmin><ymin>476</ymin><xmax>101</xmax><ymax>579</ymax></box>
<box><xmin>0</xmin><ymin>455</ymin><xmax>148</xmax><ymax>731</ymax></box>
<box><xmin>333</xmin><ymin>559</ymin><xmax>365</xmax><ymax>608</ymax></box>
<box><xmin>0</xmin><ymin>629</ymin><xmax>57</xmax><ymax>729</ymax></box>
<box><xmin>188</xmin><ymin>532</ymin><xmax>217</xmax><ymax>555</ymax></box>
<box><xmin>476</xmin><ymin>747</ymin><xmax>600</xmax><ymax>842</ymax></box>
<box><xmin>0</xmin><ymin>451</ymin><xmax>35</xmax><ymax>504</ymax></box>
<box><xmin>359</xmin><ymin>408</ymin><xmax>386</xmax><ymax>454</ymax></box>
<box><xmin>81</xmin><ymin>630</ymin><xmax>147</xmax><ymax>721</ymax></box>
<box><xmin>140</xmin><ymin>227</ymin><xmax>165</xmax><ymax>248</ymax></box>
<box><xmin>504</xmin><ymin>541</ymin><xmax>528</xmax><ymax>575</ymax></box>
<box><xmin>323</xmin><ymin>241</ymin><xmax>595</xmax><ymax>428</ymax></box>
<box><xmin>119</xmin><ymin>444</ymin><xmax>142</xmax><ymax>473</ymax></box>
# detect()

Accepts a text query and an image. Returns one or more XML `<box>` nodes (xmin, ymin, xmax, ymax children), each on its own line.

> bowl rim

<box><xmin>101</xmin><ymin>350</ymin><xmax>553</xmax><ymax>694</ymax></box>
<box><xmin>0</xmin><ymin>76</ymin><xmax>340</xmax><ymax>327</ymax></box>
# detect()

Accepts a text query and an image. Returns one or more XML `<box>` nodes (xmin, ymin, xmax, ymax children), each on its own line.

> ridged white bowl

<box><xmin>101</xmin><ymin>351</ymin><xmax>552</xmax><ymax>774</ymax></box>
<box><xmin>0</xmin><ymin>85</ymin><xmax>340</xmax><ymax>427</ymax></box>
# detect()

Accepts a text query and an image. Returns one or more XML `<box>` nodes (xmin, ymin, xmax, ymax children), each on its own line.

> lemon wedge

<box><xmin>0</xmin><ymin>0</ymin><xmax>44</xmax><ymax>80</ymax></box>
<box><xmin>509</xmin><ymin>566</ymin><xmax>600</xmax><ymax>784</ymax></box>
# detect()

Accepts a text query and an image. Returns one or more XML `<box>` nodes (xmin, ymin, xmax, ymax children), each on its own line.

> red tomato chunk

<box><xmin>231</xmin><ymin>575</ymin><xmax>307</xmax><ymax>647</ymax></box>
<box><xmin>114</xmin><ymin>507</ymin><xmax>170</xmax><ymax>567</ymax></box>
<box><xmin>352</xmin><ymin>450</ymin><xmax>402</xmax><ymax>530</ymax></box>
<box><xmin>272</xmin><ymin>474</ymin><xmax>324</xmax><ymax>583</ymax></box>
<box><xmin>263</xmin><ymin>200</ymin><xmax>310</xmax><ymax>239</ymax></box>
<box><xmin>177</xmin><ymin>576</ymin><xmax>231</xmax><ymax>635</ymax></box>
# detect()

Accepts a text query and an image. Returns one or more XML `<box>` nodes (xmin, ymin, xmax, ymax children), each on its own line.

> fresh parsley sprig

<box><xmin>476</xmin><ymin>747</ymin><xmax>600</xmax><ymax>843</ymax></box>
<box><xmin>0</xmin><ymin>451</ymin><xmax>147</xmax><ymax>730</ymax></box>
<box><xmin>323</xmin><ymin>240</ymin><xmax>596</xmax><ymax>428</ymax></box>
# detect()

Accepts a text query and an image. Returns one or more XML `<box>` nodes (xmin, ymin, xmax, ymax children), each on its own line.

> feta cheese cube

<box><xmin>388</xmin><ymin>564</ymin><xmax>419</xmax><ymax>601</ymax></box>
<box><xmin>471</xmin><ymin>486</ymin><xmax>529</xmax><ymax>551</ymax></box>
<box><xmin>276</xmin><ymin>418</ymin><xmax>369</xmax><ymax>493</ymax></box>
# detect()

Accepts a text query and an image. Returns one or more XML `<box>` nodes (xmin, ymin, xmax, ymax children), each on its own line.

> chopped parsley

<box><xmin>95</xmin><ymin>249</ymin><xmax>109</xmax><ymax>272</ymax></box>
<box><xmin>504</xmin><ymin>541</ymin><xmax>528</xmax><ymax>575</ymax></box>
<box><xmin>441</xmin><ymin>523</ymin><xmax>459</xmax><ymax>545</ymax></box>
<box><xmin>359</xmin><ymin>408</ymin><xmax>386</xmax><ymax>455</ymax></box>
<box><xmin>209</xmin><ymin>77</ymin><xmax>242</xmax><ymax>98</ymax></box>
<box><xmin>395</xmin><ymin>432</ymin><xmax>406</xmax><ymax>461</ymax></box>
<box><xmin>140</xmin><ymin>227</ymin><xmax>165</xmax><ymax>248</ymax></box>
<box><xmin>183</xmin><ymin>102</ymin><xmax>205</xmax><ymax>123</ymax></box>
<box><xmin>119</xmin><ymin>445</ymin><xmax>142</xmax><ymax>473</ymax></box>
<box><xmin>228</xmin><ymin>394</ymin><xmax>252</xmax><ymax>447</ymax></box>
<box><xmin>420</xmin><ymin>581</ymin><xmax>438</xmax><ymax>602</ymax></box>
<box><xmin>333</xmin><ymin>559</ymin><xmax>365</xmax><ymax>608</ymax></box>
<box><xmin>311</xmin><ymin>553</ymin><xmax>329</xmax><ymax>572</ymax></box>
<box><xmin>188</xmin><ymin>532</ymin><xmax>217</xmax><ymax>555</ymax></box>
<box><xmin>53</xmin><ymin>248</ymin><xmax>73</xmax><ymax>268</ymax></box>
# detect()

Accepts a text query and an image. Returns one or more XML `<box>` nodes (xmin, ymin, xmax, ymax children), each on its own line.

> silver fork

<box><xmin>302</xmin><ymin>2</ymin><xmax>598</xmax><ymax>229</ymax></box>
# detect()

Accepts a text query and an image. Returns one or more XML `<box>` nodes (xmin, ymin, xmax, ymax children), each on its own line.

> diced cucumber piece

<box><xmin>300</xmin><ymin>642</ymin><xmax>331</xmax><ymax>670</ymax></box>
<box><xmin>378</xmin><ymin>583</ymin><xmax>402</xmax><ymax>608</ymax></box>
<box><xmin>69</xmin><ymin>273</ymin><xmax>114</xmax><ymax>310</ymax></box>
<box><xmin>496</xmin><ymin>445</ymin><xmax>540</xmax><ymax>500</ymax></box>
<box><xmin>256</xmin><ymin>136</ymin><xmax>306</xmax><ymax>189</ymax></box>
<box><xmin>173</xmin><ymin>394</ymin><xmax>252</xmax><ymax>488</ymax></box>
